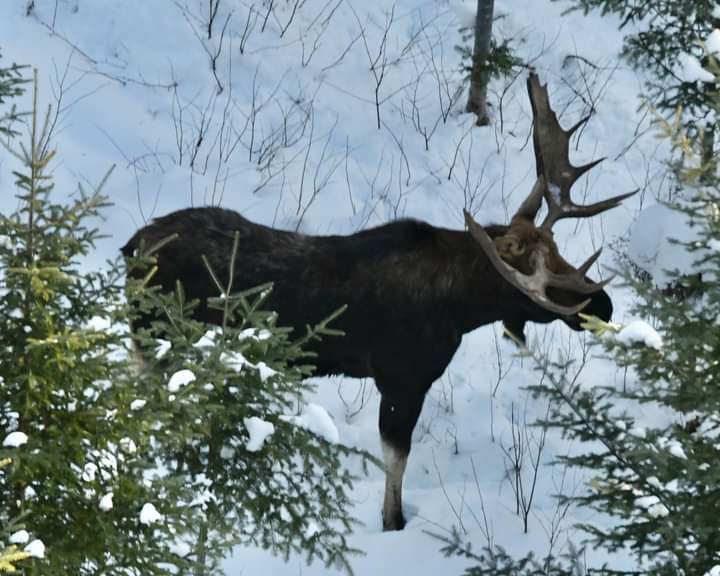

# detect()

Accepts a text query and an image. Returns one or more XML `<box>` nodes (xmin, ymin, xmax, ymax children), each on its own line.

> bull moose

<box><xmin>123</xmin><ymin>72</ymin><xmax>635</xmax><ymax>531</ymax></box>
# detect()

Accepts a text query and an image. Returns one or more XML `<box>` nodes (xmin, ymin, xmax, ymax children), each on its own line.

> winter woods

<box><xmin>1</xmin><ymin>0</ymin><xmax>719</xmax><ymax>575</ymax></box>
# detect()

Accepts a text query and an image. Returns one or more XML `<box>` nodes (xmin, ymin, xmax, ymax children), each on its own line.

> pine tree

<box><xmin>0</xmin><ymin>51</ymin><xmax>35</xmax><ymax>575</ymax></box>
<box><xmin>557</xmin><ymin>0</ymin><xmax>719</xmax><ymax>147</ymax></box>
<box><xmin>125</xmin><ymin>231</ymin><xmax>374</xmax><ymax>575</ymax></box>
<box><xmin>0</xmin><ymin>72</ymin><xmax>372</xmax><ymax>575</ymax></box>
<box><xmin>0</xmin><ymin>72</ymin><xmax>209</xmax><ymax>575</ymax></box>
<box><xmin>438</xmin><ymin>61</ymin><xmax>720</xmax><ymax>576</ymax></box>
<box><xmin>0</xmin><ymin>50</ymin><xmax>27</xmax><ymax>139</ymax></box>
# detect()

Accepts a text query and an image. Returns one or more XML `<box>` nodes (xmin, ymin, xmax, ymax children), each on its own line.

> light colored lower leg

<box><xmin>382</xmin><ymin>438</ymin><xmax>408</xmax><ymax>528</ymax></box>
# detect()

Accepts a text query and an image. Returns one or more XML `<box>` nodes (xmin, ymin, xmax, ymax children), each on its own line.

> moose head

<box><xmin>464</xmin><ymin>71</ymin><xmax>635</xmax><ymax>340</ymax></box>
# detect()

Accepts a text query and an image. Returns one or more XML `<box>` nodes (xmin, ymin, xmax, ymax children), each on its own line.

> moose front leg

<box><xmin>381</xmin><ymin>437</ymin><xmax>408</xmax><ymax>531</ymax></box>
<box><xmin>378</xmin><ymin>391</ymin><xmax>426</xmax><ymax>531</ymax></box>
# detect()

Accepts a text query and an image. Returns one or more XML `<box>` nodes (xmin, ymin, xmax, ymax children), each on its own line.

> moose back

<box><xmin>123</xmin><ymin>72</ymin><xmax>633</xmax><ymax>531</ymax></box>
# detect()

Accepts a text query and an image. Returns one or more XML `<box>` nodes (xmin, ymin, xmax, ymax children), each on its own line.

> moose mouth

<box><xmin>548</xmin><ymin>284</ymin><xmax>612</xmax><ymax>330</ymax></box>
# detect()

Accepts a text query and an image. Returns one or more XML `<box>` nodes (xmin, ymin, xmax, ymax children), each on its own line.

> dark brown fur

<box><xmin>123</xmin><ymin>207</ymin><xmax>612</xmax><ymax>529</ymax></box>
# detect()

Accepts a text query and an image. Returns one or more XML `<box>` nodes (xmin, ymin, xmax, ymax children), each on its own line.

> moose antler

<box><xmin>464</xmin><ymin>209</ymin><xmax>610</xmax><ymax>316</ymax></box>
<box><xmin>464</xmin><ymin>71</ymin><xmax>635</xmax><ymax>317</ymax></box>
<box><xmin>524</xmin><ymin>71</ymin><xmax>637</xmax><ymax>229</ymax></box>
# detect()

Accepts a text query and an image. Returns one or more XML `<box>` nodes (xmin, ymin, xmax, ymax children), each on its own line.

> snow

<box><xmin>243</xmin><ymin>417</ymin><xmax>276</xmax><ymax>452</ymax></box>
<box><xmin>239</xmin><ymin>328</ymin><xmax>272</xmax><ymax>342</ymax></box>
<box><xmin>677</xmin><ymin>52</ymin><xmax>715</xmax><ymax>83</ymax></box>
<box><xmin>139</xmin><ymin>503</ymin><xmax>163</xmax><ymax>525</ymax></box>
<box><xmin>81</xmin><ymin>463</ymin><xmax>98</xmax><ymax>483</ymax></box>
<box><xmin>657</xmin><ymin>436</ymin><xmax>688</xmax><ymax>459</ymax></box>
<box><xmin>155</xmin><ymin>339</ymin><xmax>171</xmax><ymax>359</ymax></box>
<box><xmin>172</xmin><ymin>540</ymin><xmax>193</xmax><ymax>558</ymax></box>
<box><xmin>9</xmin><ymin>530</ymin><xmax>29</xmax><ymax>545</ymax></box>
<box><xmin>632</xmin><ymin>490</ymin><xmax>669</xmax><ymax>519</ymax></box>
<box><xmin>194</xmin><ymin>329</ymin><xmax>219</xmax><ymax>348</ymax></box>
<box><xmin>167</xmin><ymin>369</ymin><xmax>196</xmax><ymax>392</ymax></box>
<box><xmin>81</xmin><ymin>450</ymin><xmax>118</xmax><ymax>483</ymax></box>
<box><xmin>85</xmin><ymin>315</ymin><xmax>112</xmax><ymax>332</ymax></box>
<box><xmin>254</xmin><ymin>361</ymin><xmax>277</xmax><ymax>383</ymax></box>
<box><xmin>0</xmin><ymin>0</ymin><xmax>692</xmax><ymax>572</ymax></box>
<box><xmin>221</xmin><ymin>351</ymin><xmax>277</xmax><ymax>380</ymax></box>
<box><xmin>119</xmin><ymin>437</ymin><xmax>137</xmax><ymax>454</ymax></box>
<box><xmin>450</xmin><ymin>2</ymin><xmax>476</xmax><ymax>29</ymax></box>
<box><xmin>646</xmin><ymin>476</ymin><xmax>662</xmax><ymax>489</ymax></box>
<box><xmin>130</xmin><ymin>399</ymin><xmax>147</xmax><ymax>411</ymax></box>
<box><xmin>634</xmin><ymin>495</ymin><xmax>659</xmax><ymax>509</ymax></box>
<box><xmin>99</xmin><ymin>492</ymin><xmax>114</xmax><ymax>512</ymax></box>
<box><xmin>616</xmin><ymin>321</ymin><xmax>663</xmax><ymax>350</ymax></box>
<box><xmin>281</xmin><ymin>403</ymin><xmax>340</xmax><ymax>444</ymax></box>
<box><xmin>707</xmin><ymin>29</ymin><xmax>720</xmax><ymax>56</ymax></box>
<box><xmin>697</xmin><ymin>416</ymin><xmax>720</xmax><ymax>441</ymax></box>
<box><xmin>220</xmin><ymin>351</ymin><xmax>250</xmax><ymax>372</ymax></box>
<box><xmin>2</xmin><ymin>431</ymin><xmax>28</xmax><ymax>447</ymax></box>
<box><xmin>24</xmin><ymin>539</ymin><xmax>45</xmax><ymax>559</ymax></box>
<box><xmin>647</xmin><ymin>502</ymin><xmax>670</xmax><ymax>518</ymax></box>
<box><xmin>628</xmin><ymin>204</ymin><xmax>700</xmax><ymax>285</ymax></box>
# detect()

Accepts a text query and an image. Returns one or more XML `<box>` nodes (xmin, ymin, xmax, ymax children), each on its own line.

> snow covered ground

<box><xmin>0</xmin><ymin>0</ymin><xmax>683</xmax><ymax>573</ymax></box>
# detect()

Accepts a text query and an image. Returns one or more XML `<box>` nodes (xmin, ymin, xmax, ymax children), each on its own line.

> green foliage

<box><xmin>0</xmin><ymin>458</ymin><xmax>33</xmax><ymax>572</ymax></box>
<box><xmin>442</xmin><ymin>202</ymin><xmax>720</xmax><ymax>573</ymax></box>
<box><xmin>523</xmin><ymin>323</ymin><xmax>719</xmax><ymax>574</ymax></box>
<box><xmin>557</xmin><ymin>0</ymin><xmax>719</xmax><ymax>136</ymax></box>
<box><xmin>0</xmin><ymin>75</ymin><xmax>372</xmax><ymax>575</ymax></box>
<box><xmin>444</xmin><ymin>194</ymin><xmax>720</xmax><ymax>573</ymax></box>
<box><xmin>432</xmin><ymin>526</ymin><xmax>594</xmax><ymax>575</ymax></box>
<box><xmin>125</xmin><ymin>238</ymin><xmax>376</xmax><ymax>573</ymax></box>
<box><xmin>0</xmin><ymin>50</ymin><xmax>33</xmax><ymax>575</ymax></box>
<box><xmin>0</xmin><ymin>75</ymin><xmax>203</xmax><ymax>575</ymax></box>
<box><xmin>442</xmin><ymin>62</ymin><xmax>720</xmax><ymax>576</ymax></box>
<box><xmin>457</xmin><ymin>28</ymin><xmax>523</xmax><ymax>82</ymax></box>
<box><xmin>0</xmin><ymin>51</ymin><xmax>28</xmax><ymax>138</ymax></box>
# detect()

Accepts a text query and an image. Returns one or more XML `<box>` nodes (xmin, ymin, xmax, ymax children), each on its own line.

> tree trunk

<box><xmin>466</xmin><ymin>0</ymin><xmax>495</xmax><ymax>126</ymax></box>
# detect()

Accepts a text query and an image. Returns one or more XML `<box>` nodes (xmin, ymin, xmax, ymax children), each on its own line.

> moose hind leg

<box><xmin>378</xmin><ymin>392</ymin><xmax>425</xmax><ymax>531</ymax></box>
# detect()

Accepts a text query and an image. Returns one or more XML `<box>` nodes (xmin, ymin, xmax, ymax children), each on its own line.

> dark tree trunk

<box><xmin>466</xmin><ymin>0</ymin><xmax>495</xmax><ymax>126</ymax></box>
